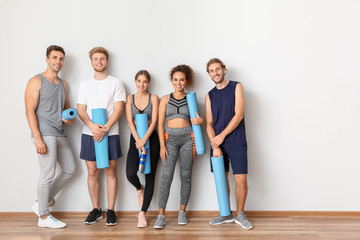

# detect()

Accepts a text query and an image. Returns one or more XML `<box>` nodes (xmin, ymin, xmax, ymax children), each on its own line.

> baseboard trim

<box><xmin>2</xmin><ymin>210</ymin><xmax>360</xmax><ymax>218</ymax></box>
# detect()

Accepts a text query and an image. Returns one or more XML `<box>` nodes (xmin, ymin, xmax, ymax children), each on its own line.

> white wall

<box><xmin>1</xmin><ymin>0</ymin><xmax>360</xmax><ymax>212</ymax></box>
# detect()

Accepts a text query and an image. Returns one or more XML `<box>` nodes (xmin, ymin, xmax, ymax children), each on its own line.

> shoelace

<box><xmin>48</xmin><ymin>214</ymin><xmax>58</xmax><ymax>222</ymax></box>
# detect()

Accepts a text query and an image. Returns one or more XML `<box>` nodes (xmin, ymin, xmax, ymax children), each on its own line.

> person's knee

<box><xmin>88</xmin><ymin>167</ymin><xmax>99</xmax><ymax>178</ymax></box>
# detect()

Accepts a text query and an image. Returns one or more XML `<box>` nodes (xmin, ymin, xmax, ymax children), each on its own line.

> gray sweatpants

<box><xmin>158</xmin><ymin>126</ymin><xmax>194</xmax><ymax>209</ymax></box>
<box><xmin>32</xmin><ymin>136</ymin><xmax>76</xmax><ymax>215</ymax></box>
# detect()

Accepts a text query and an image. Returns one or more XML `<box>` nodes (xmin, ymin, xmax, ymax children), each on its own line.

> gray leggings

<box><xmin>158</xmin><ymin>126</ymin><xmax>195</xmax><ymax>209</ymax></box>
<box><xmin>32</xmin><ymin>136</ymin><xmax>76</xmax><ymax>215</ymax></box>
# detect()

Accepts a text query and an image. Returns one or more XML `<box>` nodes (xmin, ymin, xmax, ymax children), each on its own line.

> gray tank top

<box><xmin>132</xmin><ymin>94</ymin><xmax>152</xmax><ymax>121</ymax></box>
<box><xmin>31</xmin><ymin>73</ymin><xmax>66</xmax><ymax>137</ymax></box>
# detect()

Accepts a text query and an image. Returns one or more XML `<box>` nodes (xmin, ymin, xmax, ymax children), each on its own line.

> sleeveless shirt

<box><xmin>32</xmin><ymin>73</ymin><xmax>66</xmax><ymax>137</ymax></box>
<box><xmin>165</xmin><ymin>93</ymin><xmax>190</xmax><ymax>121</ymax></box>
<box><xmin>132</xmin><ymin>94</ymin><xmax>152</xmax><ymax>121</ymax></box>
<box><xmin>208</xmin><ymin>80</ymin><xmax>247</xmax><ymax>147</ymax></box>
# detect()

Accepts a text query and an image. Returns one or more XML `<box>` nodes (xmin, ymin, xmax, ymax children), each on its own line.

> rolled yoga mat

<box><xmin>62</xmin><ymin>108</ymin><xmax>78</xmax><ymax>120</ymax></box>
<box><xmin>211</xmin><ymin>156</ymin><xmax>231</xmax><ymax>216</ymax></box>
<box><xmin>135</xmin><ymin>114</ymin><xmax>151</xmax><ymax>174</ymax></box>
<box><xmin>92</xmin><ymin>108</ymin><xmax>109</xmax><ymax>169</ymax></box>
<box><xmin>186</xmin><ymin>92</ymin><xmax>205</xmax><ymax>155</ymax></box>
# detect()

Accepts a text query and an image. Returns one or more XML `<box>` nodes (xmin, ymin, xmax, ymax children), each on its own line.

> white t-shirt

<box><xmin>77</xmin><ymin>75</ymin><xmax>126</xmax><ymax>136</ymax></box>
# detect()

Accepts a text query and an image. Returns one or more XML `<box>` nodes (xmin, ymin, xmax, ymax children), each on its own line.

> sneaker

<box><xmin>137</xmin><ymin>186</ymin><xmax>144</xmax><ymax>207</ymax></box>
<box><xmin>137</xmin><ymin>211</ymin><xmax>147</xmax><ymax>228</ymax></box>
<box><xmin>32</xmin><ymin>201</ymin><xmax>40</xmax><ymax>217</ymax></box>
<box><xmin>106</xmin><ymin>209</ymin><xmax>117</xmax><ymax>226</ymax></box>
<box><xmin>235</xmin><ymin>212</ymin><xmax>253</xmax><ymax>229</ymax></box>
<box><xmin>38</xmin><ymin>214</ymin><xmax>66</xmax><ymax>228</ymax></box>
<box><xmin>32</xmin><ymin>199</ymin><xmax>56</xmax><ymax>217</ymax></box>
<box><xmin>178</xmin><ymin>211</ymin><xmax>188</xmax><ymax>225</ymax></box>
<box><xmin>209</xmin><ymin>213</ymin><xmax>234</xmax><ymax>225</ymax></box>
<box><xmin>154</xmin><ymin>214</ymin><xmax>165</xmax><ymax>229</ymax></box>
<box><xmin>84</xmin><ymin>208</ymin><xmax>103</xmax><ymax>224</ymax></box>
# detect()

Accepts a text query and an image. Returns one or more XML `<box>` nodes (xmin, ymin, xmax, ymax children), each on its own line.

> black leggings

<box><xmin>126</xmin><ymin>131</ymin><xmax>160</xmax><ymax>212</ymax></box>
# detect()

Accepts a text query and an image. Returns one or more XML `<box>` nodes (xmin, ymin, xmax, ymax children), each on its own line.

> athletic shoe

<box><xmin>178</xmin><ymin>211</ymin><xmax>188</xmax><ymax>225</ymax></box>
<box><xmin>38</xmin><ymin>214</ymin><xmax>66</xmax><ymax>228</ymax></box>
<box><xmin>84</xmin><ymin>208</ymin><xmax>103</xmax><ymax>224</ymax></box>
<box><xmin>137</xmin><ymin>211</ymin><xmax>147</xmax><ymax>228</ymax></box>
<box><xmin>32</xmin><ymin>199</ymin><xmax>56</xmax><ymax>217</ymax></box>
<box><xmin>154</xmin><ymin>214</ymin><xmax>165</xmax><ymax>229</ymax></box>
<box><xmin>235</xmin><ymin>212</ymin><xmax>253</xmax><ymax>229</ymax></box>
<box><xmin>137</xmin><ymin>185</ymin><xmax>144</xmax><ymax>207</ymax></box>
<box><xmin>106</xmin><ymin>209</ymin><xmax>117</xmax><ymax>226</ymax></box>
<box><xmin>209</xmin><ymin>213</ymin><xmax>234</xmax><ymax>225</ymax></box>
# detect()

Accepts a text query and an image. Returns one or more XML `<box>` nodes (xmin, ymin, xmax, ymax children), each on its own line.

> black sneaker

<box><xmin>85</xmin><ymin>208</ymin><xmax>103</xmax><ymax>224</ymax></box>
<box><xmin>106</xmin><ymin>209</ymin><xmax>117</xmax><ymax>226</ymax></box>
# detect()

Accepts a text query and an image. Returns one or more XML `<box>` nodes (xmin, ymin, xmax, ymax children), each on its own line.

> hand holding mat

<box><xmin>135</xmin><ymin>114</ymin><xmax>151</xmax><ymax>174</ymax></box>
<box><xmin>92</xmin><ymin>108</ymin><xmax>109</xmax><ymax>169</ymax></box>
<box><xmin>62</xmin><ymin>108</ymin><xmax>78</xmax><ymax>120</ymax></box>
<box><xmin>186</xmin><ymin>92</ymin><xmax>205</xmax><ymax>155</ymax></box>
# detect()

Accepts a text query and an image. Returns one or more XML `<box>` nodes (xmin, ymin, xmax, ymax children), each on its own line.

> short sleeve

<box><xmin>77</xmin><ymin>81</ymin><xmax>87</xmax><ymax>105</ymax></box>
<box><xmin>114</xmin><ymin>79</ymin><xmax>126</xmax><ymax>103</ymax></box>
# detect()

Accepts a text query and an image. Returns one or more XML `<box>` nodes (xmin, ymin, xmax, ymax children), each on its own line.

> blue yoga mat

<box><xmin>92</xmin><ymin>108</ymin><xmax>109</xmax><ymax>169</ymax></box>
<box><xmin>186</xmin><ymin>92</ymin><xmax>205</xmax><ymax>155</ymax></box>
<box><xmin>135</xmin><ymin>114</ymin><xmax>151</xmax><ymax>174</ymax></box>
<box><xmin>62</xmin><ymin>108</ymin><xmax>78</xmax><ymax>120</ymax></box>
<box><xmin>211</xmin><ymin>156</ymin><xmax>231</xmax><ymax>216</ymax></box>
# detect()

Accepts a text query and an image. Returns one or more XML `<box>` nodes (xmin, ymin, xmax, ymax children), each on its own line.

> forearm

<box><xmin>26</xmin><ymin>111</ymin><xmax>42</xmax><ymax>140</ymax></box>
<box><xmin>77</xmin><ymin>108</ymin><xmax>93</xmax><ymax>128</ymax></box>
<box><xmin>104</xmin><ymin>108</ymin><xmax>122</xmax><ymax>131</ymax></box>
<box><xmin>218</xmin><ymin>113</ymin><xmax>243</xmax><ymax>138</ymax></box>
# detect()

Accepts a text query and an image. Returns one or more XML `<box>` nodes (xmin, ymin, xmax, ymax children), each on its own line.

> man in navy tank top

<box><xmin>25</xmin><ymin>45</ymin><xmax>76</xmax><ymax>228</ymax></box>
<box><xmin>205</xmin><ymin>58</ymin><xmax>253</xmax><ymax>229</ymax></box>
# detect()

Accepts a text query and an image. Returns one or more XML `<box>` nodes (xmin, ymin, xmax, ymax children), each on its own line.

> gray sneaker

<box><xmin>154</xmin><ymin>215</ymin><xmax>165</xmax><ymax>229</ymax></box>
<box><xmin>235</xmin><ymin>212</ymin><xmax>253</xmax><ymax>229</ymax></box>
<box><xmin>178</xmin><ymin>211</ymin><xmax>188</xmax><ymax>225</ymax></box>
<box><xmin>209</xmin><ymin>213</ymin><xmax>234</xmax><ymax>225</ymax></box>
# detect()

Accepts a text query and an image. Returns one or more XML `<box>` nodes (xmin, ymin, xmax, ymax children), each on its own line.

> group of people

<box><xmin>24</xmin><ymin>45</ymin><xmax>253</xmax><ymax>230</ymax></box>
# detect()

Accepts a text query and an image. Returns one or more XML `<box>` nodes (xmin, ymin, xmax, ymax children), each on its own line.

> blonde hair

<box><xmin>89</xmin><ymin>47</ymin><xmax>109</xmax><ymax>60</ymax></box>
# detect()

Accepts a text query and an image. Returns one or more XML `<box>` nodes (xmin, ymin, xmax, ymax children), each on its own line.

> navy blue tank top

<box><xmin>208</xmin><ymin>80</ymin><xmax>247</xmax><ymax>147</ymax></box>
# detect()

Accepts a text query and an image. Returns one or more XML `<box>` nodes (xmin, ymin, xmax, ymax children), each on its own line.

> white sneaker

<box><xmin>32</xmin><ymin>201</ymin><xmax>39</xmax><ymax>216</ymax></box>
<box><xmin>32</xmin><ymin>199</ymin><xmax>55</xmax><ymax>216</ymax></box>
<box><xmin>38</xmin><ymin>214</ymin><xmax>66</xmax><ymax>228</ymax></box>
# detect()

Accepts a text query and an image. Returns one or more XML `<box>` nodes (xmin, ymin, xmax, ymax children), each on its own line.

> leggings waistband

<box><xmin>165</xmin><ymin>126</ymin><xmax>192</xmax><ymax>135</ymax></box>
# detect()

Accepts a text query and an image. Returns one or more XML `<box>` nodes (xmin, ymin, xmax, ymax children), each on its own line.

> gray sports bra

<box><xmin>165</xmin><ymin>93</ymin><xmax>190</xmax><ymax>121</ymax></box>
<box><xmin>132</xmin><ymin>94</ymin><xmax>152</xmax><ymax>121</ymax></box>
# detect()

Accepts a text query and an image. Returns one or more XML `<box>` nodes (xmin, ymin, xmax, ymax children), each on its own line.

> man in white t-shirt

<box><xmin>77</xmin><ymin>47</ymin><xmax>126</xmax><ymax>226</ymax></box>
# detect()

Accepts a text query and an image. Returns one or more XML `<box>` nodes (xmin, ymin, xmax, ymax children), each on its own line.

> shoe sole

<box><xmin>38</xmin><ymin>224</ymin><xmax>66</xmax><ymax>229</ymax></box>
<box><xmin>209</xmin><ymin>218</ymin><xmax>234</xmax><ymax>225</ymax></box>
<box><xmin>85</xmin><ymin>216</ymin><xmax>103</xmax><ymax>225</ymax></box>
<box><xmin>178</xmin><ymin>222</ymin><xmax>188</xmax><ymax>225</ymax></box>
<box><xmin>154</xmin><ymin>223</ymin><xmax>165</xmax><ymax>229</ymax></box>
<box><xmin>106</xmin><ymin>222</ymin><xmax>117</xmax><ymax>226</ymax></box>
<box><xmin>234</xmin><ymin>219</ymin><xmax>253</xmax><ymax>229</ymax></box>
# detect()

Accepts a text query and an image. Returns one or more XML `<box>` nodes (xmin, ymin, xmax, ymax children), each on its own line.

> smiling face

<box><xmin>91</xmin><ymin>53</ymin><xmax>108</xmax><ymax>73</ymax></box>
<box><xmin>208</xmin><ymin>62</ymin><xmax>226</xmax><ymax>84</ymax></box>
<box><xmin>46</xmin><ymin>50</ymin><xmax>65</xmax><ymax>73</ymax></box>
<box><xmin>171</xmin><ymin>71</ymin><xmax>187</xmax><ymax>92</ymax></box>
<box><xmin>135</xmin><ymin>74</ymin><xmax>150</xmax><ymax>93</ymax></box>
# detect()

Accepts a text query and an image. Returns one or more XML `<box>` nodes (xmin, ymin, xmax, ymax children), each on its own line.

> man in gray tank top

<box><xmin>25</xmin><ymin>45</ymin><xmax>76</xmax><ymax>228</ymax></box>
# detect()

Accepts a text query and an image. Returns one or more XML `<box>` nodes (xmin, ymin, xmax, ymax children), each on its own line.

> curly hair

<box><xmin>169</xmin><ymin>64</ymin><xmax>194</xmax><ymax>88</ymax></box>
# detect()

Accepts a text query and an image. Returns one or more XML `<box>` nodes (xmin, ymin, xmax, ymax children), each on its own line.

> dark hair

<box><xmin>169</xmin><ymin>64</ymin><xmax>194</xmax><ymax>88</ymax></box>
<box><xmin>46</xmin><ymin>45</ymin><xmax>65</xmax><ymax>58</ymax></box>
<box><xmin>206</xmin><ymin>58</ymin><xmax>226</xmax><ymax>73</ymax></box>
<box><xmin>135</xmin><ymin>70</ymin><xmax>151</xmax><ymax>82</ymax></box>
<box><xmin>89</xmin><ymin>46</ymin><xmax>109</xmax><ymax>60</ymax></box>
